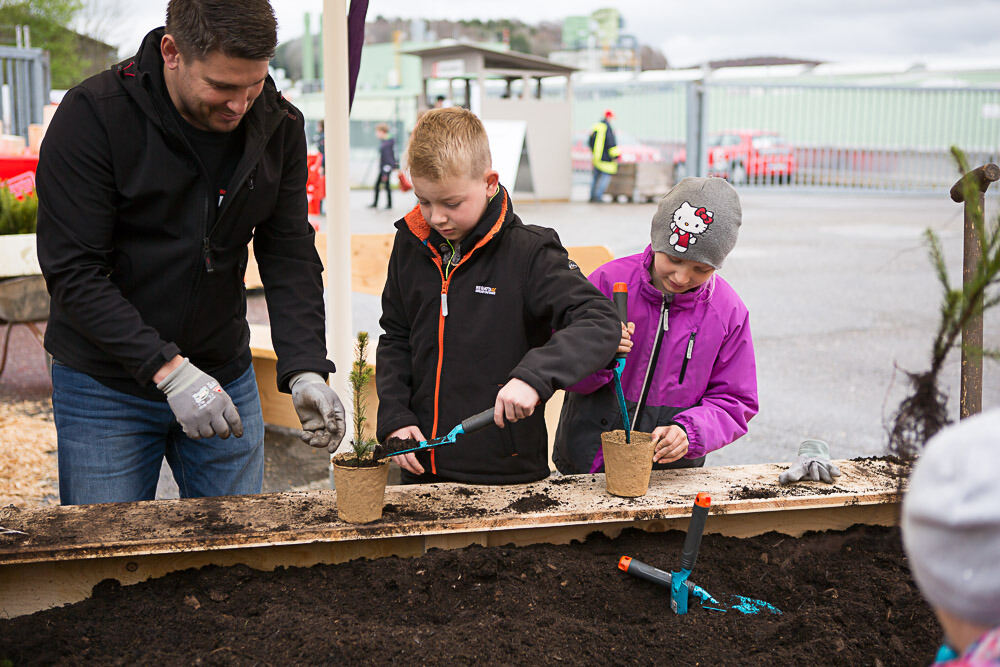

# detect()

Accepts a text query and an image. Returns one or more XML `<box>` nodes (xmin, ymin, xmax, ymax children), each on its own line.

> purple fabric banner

<box><xmin>348</xmin><ymin>0</ymin><xmax>369</xmax><ymax>110</ymax></box>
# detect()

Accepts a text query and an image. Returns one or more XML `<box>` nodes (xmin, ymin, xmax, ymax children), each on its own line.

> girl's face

<box><xmin>651</xmin><ymin>252</ymin><xmax>715</xmax><ymax>294</ymax></box>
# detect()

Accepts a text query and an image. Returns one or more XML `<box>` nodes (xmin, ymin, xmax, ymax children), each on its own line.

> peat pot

<box><xmin>331</xmin><ymin>453</ymin><xmax>391</xmax><ymax>524</ymax></box>
<box><xmin>601</xmin><ymin>429</ymin><xmax>655</xmax><ymax>497</ymax></box>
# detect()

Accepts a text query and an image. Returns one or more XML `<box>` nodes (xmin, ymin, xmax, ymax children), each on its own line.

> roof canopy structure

<box><xmin>404</xmin><ymin>43</ymin><xmax>577</xmax><ymax>201</ymax></box>
<box><xmin>402</xmin><ymin>44</ymin><xmax>577</xmax><ymax>81</ymax></box>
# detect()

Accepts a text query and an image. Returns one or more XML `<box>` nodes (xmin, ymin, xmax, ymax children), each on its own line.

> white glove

<box><xmin>779</xmin><ymin>439</ymin><xmax>841</xmax><ymax>484</ymax></box>
<box><xmin>157</xmin><ymin>358</ymin><xmax>242</xmax><ymax>439</ymax></box>
<box><xmin>289</xmin><ymin>372</ymin><xmax>347</xmax><ymax>453</ymax></box>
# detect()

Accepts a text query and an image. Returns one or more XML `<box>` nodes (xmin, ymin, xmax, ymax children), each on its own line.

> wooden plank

<box><xmin>0</xmin><ymin>459</ymin><xmax>901</xmax><ymax>618</ymax></box>
<box><xmin>0</xmin><ymin>460</ymin><xmax>900</xmax><ymax>565</ymax></box>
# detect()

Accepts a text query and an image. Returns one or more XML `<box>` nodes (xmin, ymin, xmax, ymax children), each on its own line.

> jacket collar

<box><xmin>639</xmin><ymin>244</ymin><xmax>710</xmax><ymax>307</ymax></box>
<box><xmin>399</xmin><ymin>183</ymin><xmax>511</xmax><ymax>257</ymax></box>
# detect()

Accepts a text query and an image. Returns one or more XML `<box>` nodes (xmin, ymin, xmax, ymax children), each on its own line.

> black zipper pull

<box><xmin>203</xmin><ymin>238</ymin><xmax>215</xmax><ymax>273</ymax></box>
<box><xmin>678</xmin><ymin>332</ymin><xmax>696</xmax><ymax>384</ymax></box>
<box><xmin>248</xmin><ymin>168</ymin><xmax>256</xmax><ymax>190</ymax></box>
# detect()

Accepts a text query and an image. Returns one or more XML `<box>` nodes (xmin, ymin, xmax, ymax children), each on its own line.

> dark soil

<box><xmin>372</xmin><ymin>436</ymin><xmax>418</xmax><ymax>460</ymax></box>
<box><xmin>0</xmin><ymin>524</ymin><xmax>938</xmax><ymax>665</ymax></box>
<box><xmin>505</xmin><ymin>493</ymin><xmax>561</xmax><ymax>513</ymax></box>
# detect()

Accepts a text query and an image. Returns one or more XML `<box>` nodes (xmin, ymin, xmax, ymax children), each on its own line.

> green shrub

<box><xmin>0</xmin><ymin>185</ymin><xmax>38</xmax><ymax>235</ymax></box>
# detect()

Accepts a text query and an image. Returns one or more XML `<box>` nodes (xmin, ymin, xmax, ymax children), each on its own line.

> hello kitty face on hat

<box><xmin>668</xmin><ymin>201</ymin><xmax>713</xmax><ymax>253</ymax></box>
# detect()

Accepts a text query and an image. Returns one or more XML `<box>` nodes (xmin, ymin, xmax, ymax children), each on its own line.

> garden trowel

<box><xmin>611</xmin><ymin>281</ymin><xmax>632</xmax><ymax>443</ymax></box>
<box><xmin>373</xmin><ymin>408</ymin><xmax>498</xmax><ymax>458</ymax></box>
<box><xmin>618</xmin><ymin>492</ymin><xmax>781</xmax><ymax>615</ymax></box>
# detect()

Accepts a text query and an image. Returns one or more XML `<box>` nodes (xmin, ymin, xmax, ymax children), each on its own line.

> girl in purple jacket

<box><xmin>553</xmin><ymin>177</ymin><xmax>758</xmax><ymax>474</ymax></box>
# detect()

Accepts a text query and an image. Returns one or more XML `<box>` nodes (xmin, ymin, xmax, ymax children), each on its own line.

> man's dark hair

<box><xmin>166</xmin><ymin>0</ymin><xmax>277</xmax><ymax>60</ymax></box>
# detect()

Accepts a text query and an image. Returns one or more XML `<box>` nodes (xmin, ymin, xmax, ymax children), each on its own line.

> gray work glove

<box><xmin>157</xmin><ymin>357</ymin><xmax>243</xmax><ymax>439</ymax></box>
<box><xmin>779</xmin><ymin>439</ymin><xmax>841</xmax><ymax>484</ymax></box>
<box><xmin>289</xmin><ymin>372</ymin><xmax>347</xmax><ymax>453</ymax></box>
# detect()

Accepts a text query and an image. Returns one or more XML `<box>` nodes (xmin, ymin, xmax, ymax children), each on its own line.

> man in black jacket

<box><xmin>37</xmin><ymin>0</ymin><xmax>345</xmax><ymax>505</ymax></box>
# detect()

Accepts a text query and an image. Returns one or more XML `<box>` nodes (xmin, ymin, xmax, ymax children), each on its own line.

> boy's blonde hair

<box><xmin>406</xmin><ymin>107</ymin><xmax>492</xmax><ymax>181</ymax></box>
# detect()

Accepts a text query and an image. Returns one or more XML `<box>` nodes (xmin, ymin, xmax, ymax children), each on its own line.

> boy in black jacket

<box><xmin>376</xmin><ymin>107</ymin><xmax>620</xmax><ymax>485</ymax></box>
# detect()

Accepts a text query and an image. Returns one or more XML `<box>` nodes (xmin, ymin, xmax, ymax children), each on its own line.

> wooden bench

<box><xmin>249</xmin><ymin>241</ymin><xmax>614</xmax><ymax>444</ymax></box>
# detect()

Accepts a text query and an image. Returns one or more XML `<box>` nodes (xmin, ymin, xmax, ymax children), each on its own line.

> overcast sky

<box><xmin>97</xmin><ymin>0</ymin><xmax>1000</xmax><ymax>68</ymax></box>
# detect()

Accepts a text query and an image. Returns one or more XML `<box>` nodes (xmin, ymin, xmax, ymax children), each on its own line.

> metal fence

<box><xmin>572</xmin><ymin>80</ymin><xmax>1000</xmax><ymax>193</ymax></box>
<box><xmin>0</xmin><ymin>45</ymin><xmax>49</xmax><ymax>140</ymax></box>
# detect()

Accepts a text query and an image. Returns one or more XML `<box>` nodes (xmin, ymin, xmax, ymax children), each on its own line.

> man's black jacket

<box><xmin>37</xmin><ymin>28</ymin><xmax>334</xmax><ymax>399</ymax></box>
<box><xmin>376</xmin><ymin>186</ymin><xmax>620</xmax><ymax>484</ymax></box>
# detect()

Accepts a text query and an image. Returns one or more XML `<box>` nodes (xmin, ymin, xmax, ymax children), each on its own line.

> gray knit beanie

<box><xmin>901</xmin><ymin>409</ymin><xmax>1000</xmax><ymax>627</ymax></box>
<box><xmin>650</xmin><ymin>177</ymin><xmax>742</xmax><ymax>269</ymax></box>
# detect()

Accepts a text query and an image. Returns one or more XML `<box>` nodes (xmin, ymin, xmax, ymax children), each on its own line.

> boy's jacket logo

<box><xmin>475</xmin><ymin>285</ymin><xmax>497</xmax><ymax>295</ymax></box>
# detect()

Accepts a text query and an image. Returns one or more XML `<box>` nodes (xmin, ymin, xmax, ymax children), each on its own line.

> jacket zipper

<box><xmin>419</xmin><ymin>194</ymin><xmax>507</xmax><ymax>474</ymax></box>
<box><xmin>632</xmin><ymin>294</ymin><xmax>668</xmax><ymax>430</ymax></box>
<box><xmin>678</xmin><ymin>332</ymin><xmax>696</xmax><ymax>384</ymax></box>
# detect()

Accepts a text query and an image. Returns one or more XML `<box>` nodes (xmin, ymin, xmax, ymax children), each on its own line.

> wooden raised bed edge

<box><xmin>0</xmin><ymin>459</ymin><xmax>901</xmax><ymax>619</ymax></box>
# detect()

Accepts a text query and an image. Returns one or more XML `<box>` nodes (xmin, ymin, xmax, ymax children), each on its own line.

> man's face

<box><xmin>162</xmin><ymin>35</ymin><xmax>269</xmax><ymax>133</ymax></box>
<box><xmin>411</xmin><ymin>171</ymin><xmax>498</xmax><ymax>243</ymax></box>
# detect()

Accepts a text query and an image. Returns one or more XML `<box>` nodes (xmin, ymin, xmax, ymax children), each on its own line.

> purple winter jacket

<box><xmin>552</xmin><ymin>246</ymin><xmax>758</xmax><ymax>474</ymax></box>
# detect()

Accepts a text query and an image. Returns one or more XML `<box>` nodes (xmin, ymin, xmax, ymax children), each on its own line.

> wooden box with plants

<box><xmin>0</xmin><ymin>184</ymin><xmax>49</xmax><ymax>368</ymax></box>
<box><xmin>331</xmin><ymin>331</ymin><xmax>391</xmax><ymax>524</ymax></box>
<box><xmin>0</xmin><ymin>183</ymin><xmax>41</xmax><ymax>279</ymax></box>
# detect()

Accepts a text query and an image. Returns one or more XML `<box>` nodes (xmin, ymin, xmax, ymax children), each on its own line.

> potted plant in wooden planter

<box><xmin>601</xmin><ymin>429</ymin><xmax>656</xmax><ymax>497</ymax></box>
<box><xmin>0</xmin><ymin>184</ymin><xmax>49</xmax><ymax>329</ymax></box>
<box><xmin>0</xmin><ymin>184</ymin><xmax>41</xmax><ymax>279</ymax></box>
<box><xmin>332</xmin><ymin>331</ymin><xmax>391</xmax><ymax>523</ymax></box>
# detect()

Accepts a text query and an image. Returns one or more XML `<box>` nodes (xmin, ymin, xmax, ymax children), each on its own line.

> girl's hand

<box><xmin>387</xmin><ymin>425</ymin><xmax>427</xmax><ymax>474</ymax></box>
<box><xmin>618</xmin><ymin>321</ymin><xmax>636</xmax><ymax>356</ymax></box>
<box><xmin>651</xmin><ymin>425</ymin><xmax>689</xmax><ymax>464</ymax></box>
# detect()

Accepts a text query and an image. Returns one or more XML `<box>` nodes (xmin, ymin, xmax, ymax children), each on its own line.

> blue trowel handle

<box><xmin>681</xmin><ymin>493</ymin><xmax>712</xmax><ymax>571</ymax></box>
<box><xmin>460</xmin><ymin>408</ymin><xmax>497</xmax><ymax>434</ymax></box>
<box><xmin>612</xmin><ymin>282</ymin><xmax>629</xmax><ymax>360</ymax></box>
<box><xmin>618</xmin><ymin>556</ymin><xmax>671</xmax><ymax>587</ymax></box>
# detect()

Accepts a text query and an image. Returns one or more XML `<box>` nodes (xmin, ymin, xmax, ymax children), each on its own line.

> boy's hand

<box><xmin>618</xmin><ymin>321</ymin><xmax>635</xmax><ymax>356</ymax></box>
<box><xmin>651</xmin><ymin>425</ymin><xmax>689</xmax><ymax>464</ymax></box>
<box><xmin>495</xmin><ymin>378</ymin><xmax>540</xmax><ymax>426</ymax></box>
<box><xmin>387</xmin><ymin>425</ymin><xmax>426</xmax><ymax>475</ymax></box>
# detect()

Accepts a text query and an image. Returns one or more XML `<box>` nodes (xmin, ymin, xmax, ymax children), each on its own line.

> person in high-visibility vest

<box><xmin>588</xmin><ymin>109</ymin><xmax>621</xmax><ymax>202</ymax></box>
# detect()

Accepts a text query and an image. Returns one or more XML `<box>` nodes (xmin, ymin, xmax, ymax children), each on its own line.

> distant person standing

<box><xmin>370</xmin><ymin>123</ymin><xmax>397</xmax><ymax>209</ymax></box>
<box><xmin>589</xmin><ymin>109</ymin><xmax>620</xmax><ymax>203</ymax></box>
<box><xmin>433</xmin><ymin>95</ymin><xmax>447</xmax><ymax>109</ymax></box>
<box><xmin>316</xmin><ymin>119</ymin><xmax>325</xmax><ymax>167</ymax></box>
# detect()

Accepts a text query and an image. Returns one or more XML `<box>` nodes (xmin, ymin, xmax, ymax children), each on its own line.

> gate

<box><xmin>0</xmin><ymin>45</ymin><xmax>49</xmax><ymax>140</ymax></box>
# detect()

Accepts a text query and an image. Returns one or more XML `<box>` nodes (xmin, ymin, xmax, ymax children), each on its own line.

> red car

<box><xmin>673</xmin><ymin>130</ymin><xmax>797</xmax><ymax>184</ymax></box>
<box><xmin>571</xmin><ymin>131</ymin><xmax>663</xmax><ymax>171</ymax></box>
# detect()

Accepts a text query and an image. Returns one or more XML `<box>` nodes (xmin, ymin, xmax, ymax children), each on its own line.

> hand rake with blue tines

<box><xmin>618</xmin><ymin>493</ymin><xmax>782</xmax><ymax>616</ymax></box>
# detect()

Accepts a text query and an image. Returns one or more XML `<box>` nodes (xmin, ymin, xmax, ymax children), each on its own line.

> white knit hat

<box><xmin>901</xmin><ymin>409</ymin><xmax>1000</xmax><ymax>627</ymax></box>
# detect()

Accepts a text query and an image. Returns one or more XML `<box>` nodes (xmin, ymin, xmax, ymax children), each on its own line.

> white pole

<box><xmin>322</xmin><ymin>0</ymin><xmax>353</xmax><ymax>463</ymax></box>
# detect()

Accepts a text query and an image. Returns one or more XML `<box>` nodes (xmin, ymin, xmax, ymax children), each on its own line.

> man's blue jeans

<box><xmin>52</xmin><ymin>362</ymin><xmax>265</xmax><ymax>505</ymax></box>
<box><xmin>590</xmin><ymin>167</ymin><xmax>612</xmax><ymax>202</ymax></box>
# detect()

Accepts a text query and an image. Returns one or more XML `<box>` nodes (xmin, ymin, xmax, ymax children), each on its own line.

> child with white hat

<box><xmin>902</xmin><ymin>409</ymin><xmax>1000</xmax><ymax>665</ymax></box>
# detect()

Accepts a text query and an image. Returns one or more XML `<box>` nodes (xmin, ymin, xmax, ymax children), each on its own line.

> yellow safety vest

<box><xmin>590</xmin><ymin>121</ymin><xmax>621</xmax><ymax>175</ymax></box>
